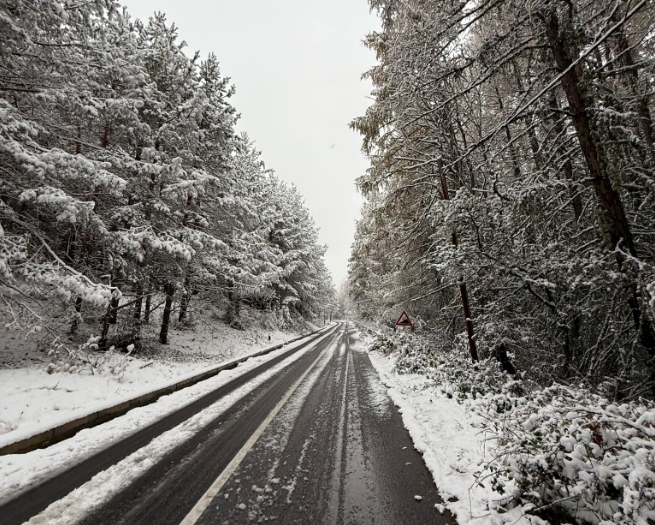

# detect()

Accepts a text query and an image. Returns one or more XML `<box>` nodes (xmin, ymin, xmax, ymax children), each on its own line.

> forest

<box><xmin>0</xmin><ymin>0</ymin><xmax>334</xmax><ymax>354</ymax></box>
<box><xmin>349</xmin><ymin>0</ymin><xmax>655</xmax><ymax>401</ymax></box>
<box><xmin>2</xmin><ymin>1</ymin><xmax>655</xmax><ymax>523</ymax></box>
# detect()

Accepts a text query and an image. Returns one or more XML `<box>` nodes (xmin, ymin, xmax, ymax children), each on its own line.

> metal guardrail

<box><xmin>0</xmin><ymin>325</ymin><xmax>332</xmax><ymax>456</ymax></box>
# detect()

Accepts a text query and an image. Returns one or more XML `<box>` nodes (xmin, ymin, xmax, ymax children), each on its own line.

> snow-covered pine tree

<box><xmin>1</xmin><ymin>2</ymin><xmax>333</xmax><ymax>349</ymax></box>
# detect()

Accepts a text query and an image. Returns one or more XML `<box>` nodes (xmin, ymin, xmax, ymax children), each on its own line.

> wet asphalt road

<box><xmin>196</xmin><ymin>326</ymin><xmax>454</xmax><ymax>525</ymax></box>
<box><xmin>3</xmin><ymin>324</ymin><xmax>455</xmax><ymax>524</ymax></box>
<box><xmin>0</xmin><ymin>326</ymin><xmax>336</xmax><ymax>525</ymax></box>
<box><xmin>78</xmin><ymin>326</ymin><xmax>340</xmax><ymax>525</ymax></box>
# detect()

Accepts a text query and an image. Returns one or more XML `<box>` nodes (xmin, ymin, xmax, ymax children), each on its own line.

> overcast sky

<box><xmin>120</xmin><ymin>0</ymin><xmax>378</xmax><ymax>286</ymax></box>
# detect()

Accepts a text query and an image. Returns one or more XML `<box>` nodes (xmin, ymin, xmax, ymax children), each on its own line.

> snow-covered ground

<box><xmin>0</xmin><ymin>314</ymin><xmax>312</xmax><ymax>449</ymax></box>
<box><xmin>362</xmin><ymin>335</ymin><xmax>540</xmax><ymax>525</ymax></box>
<box><xmin>0</xmin><ymin>331</ymin><xmax>335</xmax><ymax>514</ymax></box>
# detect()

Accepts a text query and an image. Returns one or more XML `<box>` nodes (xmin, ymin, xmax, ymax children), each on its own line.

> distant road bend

<box><xmin>1</xmin><ymin>322</ymin><xmax>454</xmax><ymax>524</ymax></box>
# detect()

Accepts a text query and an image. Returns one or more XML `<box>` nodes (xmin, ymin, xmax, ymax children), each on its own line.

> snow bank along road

<box><xmin>1</xmin><ymin>324</ymin><xmax>454</xmax><ymax>524</ymax></box>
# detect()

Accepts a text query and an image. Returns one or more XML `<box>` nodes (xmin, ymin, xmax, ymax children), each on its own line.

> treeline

<box><xmin>0</xmin><ymin>0</ymin><xmax>333</xmax><ymax>346</ymax></box>
<box><xmin>349</xmin><ymin>0</ymin><xmax>655</xmax><ymax>398</ymax></box>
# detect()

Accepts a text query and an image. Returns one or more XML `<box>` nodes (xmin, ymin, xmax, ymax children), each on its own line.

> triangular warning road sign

<box><xmin>395</xmin><ymin>310</ymin><xmax>413</xmax><ymax>327</ymax></box>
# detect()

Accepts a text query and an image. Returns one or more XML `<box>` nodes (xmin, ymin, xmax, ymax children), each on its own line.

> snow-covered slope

<box><xmin>0</xmin><ymin>313</ymin><xmax>309</xmax><ymax>448</ymax></box>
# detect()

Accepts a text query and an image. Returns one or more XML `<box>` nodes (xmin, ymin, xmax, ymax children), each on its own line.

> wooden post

<box><xmin>459</xmin><ymin>278</ymin><xmax>479</xmax><ymax>363</ymax></box>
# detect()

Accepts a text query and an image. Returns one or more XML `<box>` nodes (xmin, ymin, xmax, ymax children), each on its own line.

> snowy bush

<box><xmin>366</xmin><ymin>328</ymin><xmax>524</xmax><ymax>401</ymax></box>
<box><xmin>365</xmin><ymin>327</ymin><xmax>655</xmax><ymax>524</ymax></box>
<box><xmin>476</xmin><ymin>385</ymin><xmax>655</xmax><ymax>524</ymax></box>
<box><xmin>47</xmin><ymin>336</ymin><xmax>137</xmax><ymax>378</ymax></box>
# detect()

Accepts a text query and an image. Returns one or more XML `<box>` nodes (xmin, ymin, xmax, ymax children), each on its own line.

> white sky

<box><xmin>120</xmin><ymin>0</ymin><xmax>378</xmax><ymax>286</ymax></box>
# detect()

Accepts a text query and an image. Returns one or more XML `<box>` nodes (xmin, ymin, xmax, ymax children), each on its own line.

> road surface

<box><xmin>1</xmin><ymin>323</ymin><xmax>454</xmax><ymax>524</ymax></box>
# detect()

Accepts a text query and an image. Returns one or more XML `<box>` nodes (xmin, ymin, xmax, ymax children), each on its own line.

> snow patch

<box><xmin>369</xmin><ymin>350</ymin><xmax>528</xmax><ymax>525</ymax></box>
<box><xmin>0</xmin><ymin>334</ymin><xmax>324</xmax><ymax>507</ymax></box>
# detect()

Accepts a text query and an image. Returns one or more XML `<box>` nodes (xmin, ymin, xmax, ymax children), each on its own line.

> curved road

<box><xmin>1</xmin><ymin>323</ymin><xmax>454</xmax><ymax>524</ymax></box>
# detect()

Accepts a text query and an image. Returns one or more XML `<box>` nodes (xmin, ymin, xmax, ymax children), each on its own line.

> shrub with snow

<box><xmin>365</xmin><ymin>327</ymin><xmax>655</xmax><ymax>524</ymax></box>
<box><xmin>366</xmin><ymin>328</ymin><xmax>522</xmax><ymax>401</ymax></box>
<box><xmin>476</xmin><ymin>385</ymin><xmax>655</xmax><ymax>524</ymax></box>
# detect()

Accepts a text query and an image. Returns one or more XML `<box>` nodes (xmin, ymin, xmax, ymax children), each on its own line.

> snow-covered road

<box><xmin>0</xmin><ymin>326</ymin><xmax>338</xmax><ymax>524</ymax></box>
<box><xmin>1</xmin><ymin>324</ymin><xmax>454</xmax><ymax>525</ymax></box>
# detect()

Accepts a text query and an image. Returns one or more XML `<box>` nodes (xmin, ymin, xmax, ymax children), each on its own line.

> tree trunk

<box><xmin>439</xmin><ymin>158</ymin><xmax>479</xmax><ymax>362</ymax></box>
<box><xmin>178</xmin><ymin>279</ymin><xmax>190</xmax><ymax>322</ymax></box>
<box><xmin>178</xmin><ymin>293</ymin><xmax>188</xmax><ymax>322</ymax></box>
<box><xmin>99</xmin><ymin>299</ymin><xmax>112</xmax><ymax>351</ymax></box>
<box><xmin>610</xmin><ymin>10</ymin><xmax>655</xmax><ymax>166</ymax></box>
<box><xmin>182</xmin><ymin>194</ymin><xmax>193</xmax><ymax>227</ymax></box>
<box><xmin>134</xmin><ymin>282</ymin><xmax>143</xmax><ymax>320</ymax></box>
<box><xmin>512</xmin><ymin>59</ymin><xmax>543</xmax><ymax>171</ymax></box>
<box><xmin>494</xmin><ymin>86</ymin><xmax>521</xmax><ymax>179</ymax></box>
<box><xmin>143</xmin><ymin>294</ymin><xmax>152</xmax><ymax>324</ymax></box>
<box><xmin>459</xmin><ymin>278</ymin><xmax>479</xmax><ymax>363</ymax></box>
<box><xmin>544</xmin><ymin>11</ymin><xmax>636</xmax><ymax>256</ymax></box>
<box><xmin>159</xmin><ymin>282</ymin><xmax>175</xmax><ymax>344</ymax></box>
<box><xmin>226</xmin><ymin>281</ymin><xmax>242</xmax><ymax>328</ymax></box>
<box><xmin>545</xmin><ymin>9</ymin><xmax>655</xmax><ymax>352</ymax></box>
<box><xmin>548</xmin><ymin>93</ymin><xmax>583</xmax><ymax>221</ymax></box>
<box><xmin>70</xmin><ymin>297</ymin><xmax>83</xmax><ymax>335</ymax></box>
<box><xmin>144</xmin><ymin>292</ymin><xmax>152</xmax><ymax>324</ymax></box>
<box><xmin>101</xmin><ymin>123</ymin><xmax>110</xmax><ymax>149</ymax></box>
<box><xmin>562</xmin><ymin>314</ymin><xmax>580</xmax><ymax>377</ymax></box>
<box><xmin>109</xmin><ymin>296</ymin><xmax>119</xmax><ymax>324</ymax></box>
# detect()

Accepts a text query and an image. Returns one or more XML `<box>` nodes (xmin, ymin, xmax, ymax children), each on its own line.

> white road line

<box><xmin>179</xmin><ymin>342</ymin><xmax>330</xmax><ymax>525</ymax></box>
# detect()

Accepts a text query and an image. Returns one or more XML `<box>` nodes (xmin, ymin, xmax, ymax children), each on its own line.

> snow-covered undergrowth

<box><xmin>0</xmin><ymin>299</ymin><xmax>308</xmax><ymax>447</ymax></box>
<box><xmin>0</xmin><ymin>335</ymin><xmax>326</xmax><ymax>511</ymax></box>
<box><xmin>479</xmin><ymin>385</ymin><xmax>655</xmax><ymax>525</ymax></box>
<box><xmin>364</xmin><ymin>328</ymin><xmax>655</xmax><ymax>525</ymax></box>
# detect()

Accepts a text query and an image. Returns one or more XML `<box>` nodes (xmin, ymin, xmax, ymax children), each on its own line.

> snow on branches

<box><xmin>0</xmin><ymin>1</ymin><xmax>333</xmax><ymax>340</ymax></box>
<box><xmin>349</xmin><ymin>0</ymin><xmax>655</xmax><ymax>398</ymax></box>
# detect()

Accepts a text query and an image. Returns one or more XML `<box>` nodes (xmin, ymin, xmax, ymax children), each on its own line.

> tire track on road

<box><xmin>0</xmin><ymin>324</ymin><xmax>340</xmax><ymax>525</ymax></box>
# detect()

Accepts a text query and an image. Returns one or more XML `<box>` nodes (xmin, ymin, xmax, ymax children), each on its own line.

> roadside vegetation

<box><xmin>363</xmin><ymin>327</ymin><xmax>655</xmax><ymax>524</ymax></box>
<box><xmin>350</xmin><ymin>0</ymin><xmax>655</xmax><ymax>398</ymax></box>
<box><xmin>349</xmin><ymin>1</ymin><xmax>655</xmax><ymax>523</ymax></box>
